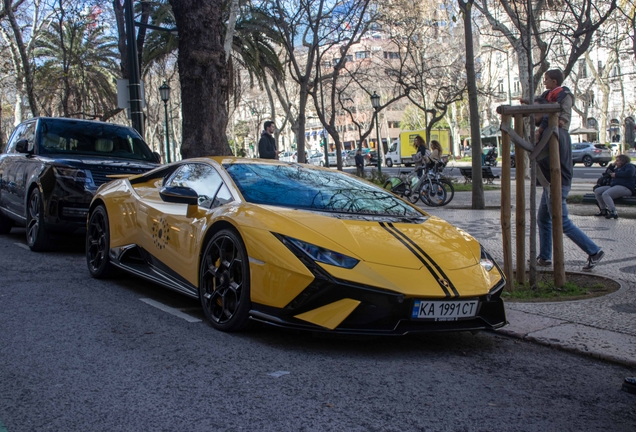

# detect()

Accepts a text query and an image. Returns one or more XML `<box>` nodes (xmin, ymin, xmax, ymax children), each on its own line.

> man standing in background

<box><xmin>258</xmin><ymin>121</ymin><xmax>278</xmax><ymax>159</ymax></box>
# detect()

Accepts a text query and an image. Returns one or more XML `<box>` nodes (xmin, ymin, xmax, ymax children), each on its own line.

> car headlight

<box><xmin>281</xmin><ymin>236</ymin><xmax>359</xmax><ymax>269</ymax></box>
<box><xmin>53</xmin><ymin>167</ymin><xmax>88</xmax><ymax>183</ymax></box>
<box><xmin>480</xmin><ymin>247</ymin><xmax>495</xmax><ymax>272</ymax></box>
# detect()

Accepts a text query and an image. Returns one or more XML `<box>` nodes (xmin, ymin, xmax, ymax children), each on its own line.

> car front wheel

<box><xmin>26</xmin><ymin>188</ymin><xmax>55</xmax><ymax>251</ymax></box>
<box><xmin>583</xmin><ymin>156</ymin><xmax>593</xmax><ymax>167</ymax></box>
<box><xmin>86</xmin><ymin>205</ymin><xmax>117</xmax><ymax>278</ymax></box>
<box><xmin>199</xmin><ymin>228</ymin><xmax>251</xmax><ymax>332</ymax></box>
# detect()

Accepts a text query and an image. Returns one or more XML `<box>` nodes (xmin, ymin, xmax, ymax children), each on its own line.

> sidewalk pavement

<box><xmin>419</xmin><ymin>175</ymin><xmax>636</xmax><ymax>368</ymax></box>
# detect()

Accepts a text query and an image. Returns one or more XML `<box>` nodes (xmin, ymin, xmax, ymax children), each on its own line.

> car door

<box><xmin>0</xmin><ymin>123</ymin><xmax>26</xmax><ymax>213</ymax></box>
<box><xmin>137</xmin><ymin>163</ymin><xmax>234</xmax><ymax>285</ymax></box>
<box><xmin>1</xmin><ymin>121</ymin><xmax>36</xmax><ymax>217</ymax></box>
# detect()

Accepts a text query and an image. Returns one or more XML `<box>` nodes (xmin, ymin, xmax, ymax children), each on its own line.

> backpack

<box><xmin>593</xmin><ymin>164</ymin><xmax>615</xmax><ymax>191</ymax></box>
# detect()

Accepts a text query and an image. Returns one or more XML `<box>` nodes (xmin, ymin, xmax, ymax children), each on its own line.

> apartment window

<box><xmin>513</xmin><ymin>77</ymin><xmax>520</xmax><ymax>94</ymax></box>
<box><xmin>579</xmin><ymin>59</ymin><xmax>587</xmax><ymax>78</ymax></box>
<box><xmin>598</xmin><ymin>60</ymin><xmax>604</xmax><ymax>76</ymax></box>
<box><xmin>497</xmin><ymin>79</ymin><xmax>504</xmax><ymax>94</ymax></box>
<box><xmin>345</xmin><ymin>55</ymin><xmax>353</xmax><ymax>62</ymax></box>
<box><xmin>384</xmin><ymin>52</ymin><xmax>400</xmax><ymax>60</ymax></box>
<box><xmin>355</xmin><ymin>51</ymin><xmax>370</xmax><ymax>59</ymax></box>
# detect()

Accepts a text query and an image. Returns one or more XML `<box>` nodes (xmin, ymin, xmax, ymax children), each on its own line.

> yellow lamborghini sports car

<box><xmin>86</xmin><ymin>157</ymin><xmax>506</xmax><ymax>334</ymax></box>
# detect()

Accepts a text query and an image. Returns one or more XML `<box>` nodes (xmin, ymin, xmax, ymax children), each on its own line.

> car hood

<box><xmin>258</xmin><ymin>206</ymin><xmax>480</xmax><ymax>271</ymax></box>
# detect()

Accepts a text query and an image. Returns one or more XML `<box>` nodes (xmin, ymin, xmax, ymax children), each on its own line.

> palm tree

<box><xmin>34</xmin><ymin>10</ymin><xmax>119</xmax><ymax>119</ymax></box>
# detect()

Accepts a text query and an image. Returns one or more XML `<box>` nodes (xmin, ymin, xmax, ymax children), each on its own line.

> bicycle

<box><xmin>383</xmin><ymin>163</ymin><xmax>451</xmax><ymax>207</ymax></box>
<box><xmin>418</xmin><ymin>158</ymin><xmax>455</xmax><ymax>206</ymax></box>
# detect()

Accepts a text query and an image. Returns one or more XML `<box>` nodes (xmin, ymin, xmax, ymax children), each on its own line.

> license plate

<box><xmin>411</xmin><ymin>300</ymin><xmax>479</xmax><ymax>321</ymax></box>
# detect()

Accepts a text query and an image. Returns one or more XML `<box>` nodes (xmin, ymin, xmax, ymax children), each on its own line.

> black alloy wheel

<box><xmin>511</xmin><ymin>157</ymin><xmax>516</xmax><ymax>168</ymax></box>
<box><xmin>583</xmin><ymin>155</ymin><xmax>593</xmax><ymax>167</ymax></box>
<box><xmin>599</xmin><ymin>162</ymin><xmax>608</xmax><ymax>167</ymax></box>
<box><xmin>26</xmin><ymin>188</ymin><xmax>55</xmax><ymax>251</ymax></box>
<box><xmin>199</xmin><ymin>229</ymin><xmax>251</xmax><ymax>332</ymax></box>
<box><xmin>86</xmin><ymin>205</ymin><xmax>116</xmax><ymax>278</ymax></box>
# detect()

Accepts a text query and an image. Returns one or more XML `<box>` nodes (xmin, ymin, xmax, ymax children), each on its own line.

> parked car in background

<box><xmin>0</xmin><ymin>117</ymin><xmax>160</xmax><ymax>251</ymax></box>
<box><xmin>279</xmin><ymin>151</ymin><xmax>296</xmax><ymax>162</ymax></box>
<box><xmin>327</xmin><ymin>152</ymin><xmax>338</xmax><ymax>166</ymax></box>
<box><xmin>571</xmin><ymin>142</ymin><xmax>612</xmax><ymax>167</ymax></box>
<box><xmin>308</xmin><ymin>152</ymin><xmax>325</xmax><ymax>166</ymax></box>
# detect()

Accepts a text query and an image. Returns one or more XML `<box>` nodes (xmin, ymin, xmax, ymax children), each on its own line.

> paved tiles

<box><xmin>419</xmin><ymin>179</ymin><xmax>636</xmax><ymax>367</ymax></box>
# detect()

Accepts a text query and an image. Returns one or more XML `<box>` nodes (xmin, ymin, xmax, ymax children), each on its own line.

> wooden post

<box><xmin>500</xmin><ymin>114</ymin><xmax>513</xmax><ymax>292</ymax></box>
<box><xmin>514</xmin><ymin>114</ymin><xmax>526</xmax><ymax>285</ymax></box>
<box><xmin>548</xmin><ymin>113</ymin><xmax>566</xmax><ymax>287</ymax></box>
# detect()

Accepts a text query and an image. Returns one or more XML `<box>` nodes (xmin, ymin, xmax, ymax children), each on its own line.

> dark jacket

<box><xmin>537</xmin><ymin>127</ymin><xmax>573</xmax><ymax>187</ymax></box>
<box><xmin>354</xmin><ymin>153</ymin><xmax>364</xmax><ymax>167</ymax></box>
<box><xmin>610</xmin><ymin>163</ymin><xmax>636</xmax><ymax>193</ymax></box>
<box><xmin>258</xmin><ymin>132</ymin><xmax>277</xmax><ymax>159</ymax></box>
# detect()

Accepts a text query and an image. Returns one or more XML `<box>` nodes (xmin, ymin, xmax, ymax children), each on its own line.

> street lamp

<box><xmin>370</xmin><ymin>91</ymin><xmax>382</xmax><ymax>173</ymax></box>
<box><xmin>482</xmin><ymin>44</ymin><xmax>512</xmax><ymax>105</ymax></box>
<box><xmin>159</xmin><ymin>81</ymin><xmax>171</xmax><ymax>163</ymax></box>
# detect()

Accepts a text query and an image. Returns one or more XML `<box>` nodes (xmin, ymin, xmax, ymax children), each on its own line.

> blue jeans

<box><xmin>538</xmin><ymin>186</ymin><xmax>600</xmax><ymax>260</ymax></box>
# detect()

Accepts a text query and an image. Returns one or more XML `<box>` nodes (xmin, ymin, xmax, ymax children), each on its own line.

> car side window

<box><xmin>5</xmin><ymin>124</ymin><xmax>25</xmax><ymax>153</ymax></box>
<box><xmin>166</xmin><ymin>163</ymin><xmax>233</xmax><ymax>209</ymax></box>
<box><xmin>20</xmin><ymin>122</ymin><xmax>37</xmax><ymax>152</ymax></box>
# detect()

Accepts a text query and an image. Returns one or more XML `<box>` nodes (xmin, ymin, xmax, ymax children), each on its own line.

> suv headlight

<box><xmin>280</xmin><ymin>235</ymin><xmax>359</xmax><ymax>269</ymax></box>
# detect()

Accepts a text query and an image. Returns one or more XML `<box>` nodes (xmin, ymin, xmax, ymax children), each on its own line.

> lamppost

<box><xmin>370</xmin><ymin>91</ymin><xmax>382</xmax><ymax>174</ymax></box>
<box><xmin>482</xmin><ymin>44</ymin><xmax>512</xmax><ymax>105</ymax></box>
<box><xmin>159</xmin><ymin>82</ymin><xmax>171</xmax><ymax>163</ymax></box>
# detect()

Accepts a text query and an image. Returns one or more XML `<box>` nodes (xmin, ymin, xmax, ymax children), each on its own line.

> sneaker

<box><xmin>582</xmin><ymin>250</ymin><xmax>605</xmax><ymax>271</ymax></box>
<box><xmin>594</xmin><ymin>209</ymin><xmax>608</xmax><ymax>217</ymax></box>
<box><xmin>536</xmin><ymin>257</ymin><xmax>552</xmax><ymax>266</ymax></box>
<box><xmin>605</xmin><ymin>210</ymin><xmax>618</xmax><ymax>219</ymax></box>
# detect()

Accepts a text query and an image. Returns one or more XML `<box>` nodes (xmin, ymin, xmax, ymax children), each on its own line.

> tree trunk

<box><xmin>169</xmin><ymin>0</ymin><xmax>231</xmax><ymax>157</ymax></box>
<box><xmin>459</xmin><ymin>0</ymin><xmax>484</xmax><ymax>209</ymax></box>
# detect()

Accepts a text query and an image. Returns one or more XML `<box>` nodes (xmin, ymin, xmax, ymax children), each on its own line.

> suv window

<box><xmin>38</xmin><ymin>120</ymin><xmax>155</xmax><ymax>161</ymax></box>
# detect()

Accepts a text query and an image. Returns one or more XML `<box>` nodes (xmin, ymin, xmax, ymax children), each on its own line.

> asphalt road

<box><xmin>1</xmin><ymin>229</ymin><xmax>635</xmax><ymax>431</ymax></box>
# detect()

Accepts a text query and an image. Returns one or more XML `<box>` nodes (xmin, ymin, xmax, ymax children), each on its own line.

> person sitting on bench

<box><xmin>593</xmin><ymin>154</ymin><xmax>636</xmax><ymax>220</ymax></box>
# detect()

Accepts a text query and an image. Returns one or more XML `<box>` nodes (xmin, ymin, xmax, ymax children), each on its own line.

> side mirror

<box><xmin>15</xmin><ymin>139</ymin><xmax>30</xmax><ymax>154</ymax></box>
<box><xmin>153</xmin><ymin>151</ymin><xmax>162</xmax><ymax>163</ymax></box>
<box><xmin>159</xmin><ymin>186</ymin><xmax>199</xmax><ymax>206</ymax></box>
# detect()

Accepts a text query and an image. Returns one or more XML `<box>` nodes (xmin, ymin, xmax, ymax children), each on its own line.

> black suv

<box><xmin>0</xmin><ymin>117</ymin><xmax>160</xmax><ymax>250</ymax></box>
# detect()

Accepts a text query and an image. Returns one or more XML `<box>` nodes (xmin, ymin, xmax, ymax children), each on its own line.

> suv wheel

<box><xmin>583</xmin><ymin>156</ymin><xmax>593</xmax><ymax>167</ymax></box>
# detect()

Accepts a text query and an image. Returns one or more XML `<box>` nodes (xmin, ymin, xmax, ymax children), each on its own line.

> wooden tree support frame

<box><xmin>496</xmin><ymin>104</ymin><xmax>565</xmax><ymax>290</ymax></box>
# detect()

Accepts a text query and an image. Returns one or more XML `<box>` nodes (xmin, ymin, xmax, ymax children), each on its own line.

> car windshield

<box><xmin>225</xmin><ymin>163</ymin><xmax>423</xmax><ymax>217</ymax></box>
<box><xmin>38</xmin><ymin>120</ymin><xmax>155</xmax><ymax>161</ymax></box>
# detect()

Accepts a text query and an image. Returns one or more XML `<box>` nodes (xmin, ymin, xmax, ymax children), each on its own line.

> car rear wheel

<box><xmin>0</xmin><ymin>211</ymin><xmax>13</xmax><ymax>234</ymax></box>
<box><xmin>510</xmin><ymin>157</ymin><xmax>515</xmax><ymax>168</ymax></box>
<box><xmin>26</xmin><ymin>188</ymin><xmax>55</xmax><ymax>251</ymax></box>
<box><xmin>583</xmin><ymin>156</ymin><xmax>593</xmax><ymax>167</ymax></box>
<box><xmin>199</xmin><ymin>229</ymin><xmax>251</xmax><ymax>332</ymax></box>
<box><xmin>86</xmin><ymin>205</ymin><xmax>117</xmax><ymax>278</ymax></box>
<box><xmin>386</xmin><ymin>159</ymin><xmax>393</xmax><ymax>168</ymax></box>
<box><xmin>599</xmin><ymin>162</ymin><xmax>608</xmax><ymax>167</ymax></box>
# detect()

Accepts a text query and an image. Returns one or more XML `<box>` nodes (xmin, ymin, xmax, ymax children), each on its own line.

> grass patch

<box><xmin>566</xmin><ymin>194</ymin><xmax>584</xmax><ymax>204</ymax></box>
<box><xmin>502</xmin><ymin>271</ymin><xmax>619</xmax><ymax>302</ymax></box>
<box><xmin>452</xmin><ymin>182</ymin><xmax>500</xmax><ymax>192</ymax></box>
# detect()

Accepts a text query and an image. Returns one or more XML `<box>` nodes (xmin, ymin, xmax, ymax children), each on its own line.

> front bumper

<box><xmin>249</xmin><ymin>274</ymin><xmax>507</xmax><ymax>335</ymax></box>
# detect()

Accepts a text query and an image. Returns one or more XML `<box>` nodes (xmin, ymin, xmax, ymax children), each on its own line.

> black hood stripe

<box><xmin>386</xmin><ymin>222</ymin><xmax>460</xmax><ymax>297</ymax></box>
<box><xmin>379</xmin><ymin>222</ymin><xmax>451</xmax><ymax>298</ymax></box>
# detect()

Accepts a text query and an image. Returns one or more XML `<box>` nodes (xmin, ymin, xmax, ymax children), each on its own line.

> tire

<box><xmin>438</xmin><ymin>179</ymin><xmax>455</xmax><ymax>206</ymax></box>
<box><xmin>26</xmin><ymin>188</ymin><xmax>55</xmax><ymax>251</ymax></box>
<box><xmin>511</xmin><ymin>157</ymin><xmax>515</xmax><ymax>168</ymax></box>
<box><xmin>86</xmin><ymin>205</ymin><xmax>117</xmax><ymax>278</ymax></box>
<box><xmin>599</xmin><ymin>162</ymin><xmax>608</xmax><ymax>167</ymax></box>
<box><xmin>419</xmin><ymin>180</ymin><xmax>447</xmax><ymax>207</ymax></box>
<box><xmin>199</xmin><ymin>229</ymin><xmax>251</xmax><ymax>332</ymax></box>
<box><xmin>583</xmin><ymin>156</ymin><xmax>593</xmax><ymax>167</ymax></box>
<box><xmin>407</xmin><ymin>187</ymin><xmax>420</xmax><ymax>204</ymax></box>
<box><xmin>386</xmin><ymin>159</ymin><xmax>393</xmax><ymax>168</ymax></box>
<box><xmin>0</xmin><ymin>211</ymin><xmax>13</xmax><ymax>234</ymax></box>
